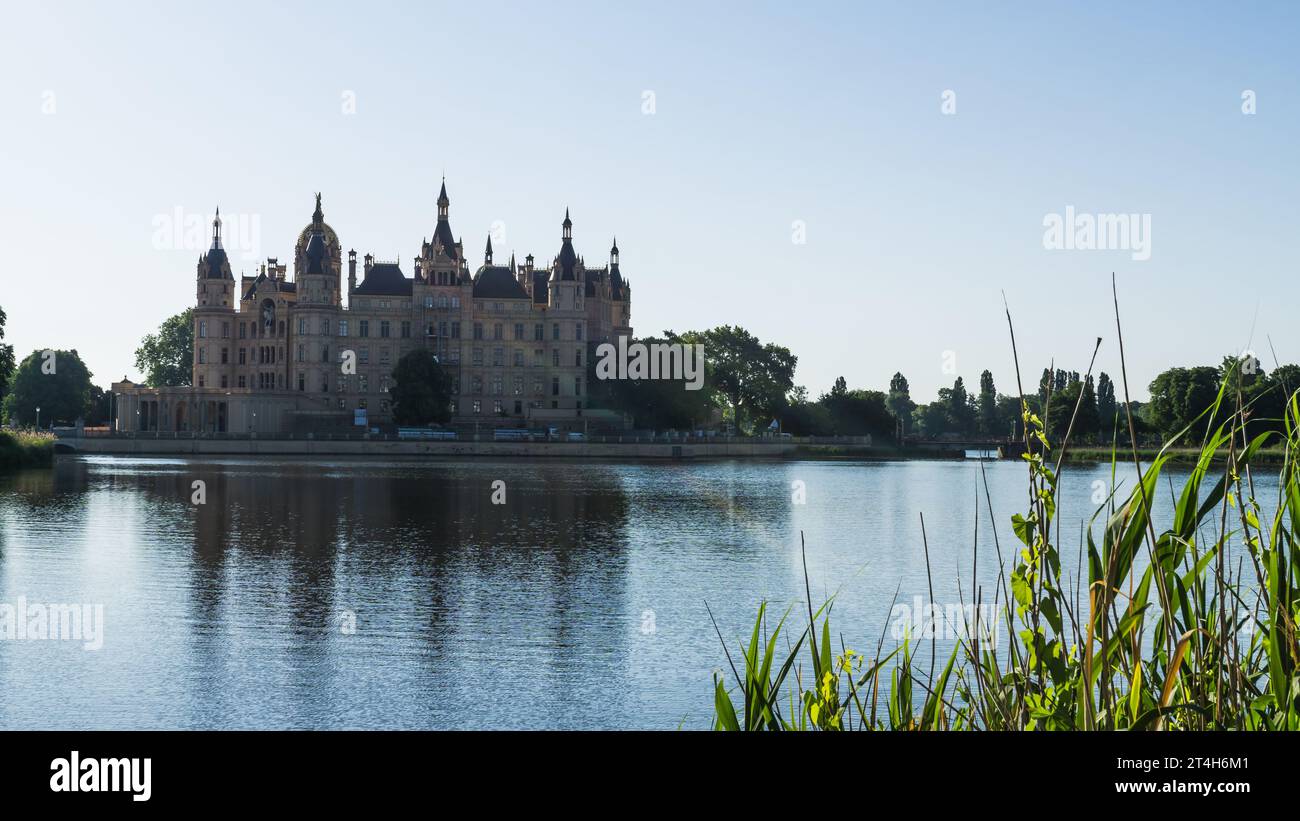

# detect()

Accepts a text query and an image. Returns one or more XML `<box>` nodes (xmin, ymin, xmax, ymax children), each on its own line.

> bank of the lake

<box><xmin>0</xmin><ymin>430</ymin><xmax>54</xmax><ymax>470</ymax></box>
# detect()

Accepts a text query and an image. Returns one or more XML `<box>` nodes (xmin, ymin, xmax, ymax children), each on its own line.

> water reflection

<box><xmin>0</xmin><ymin>455</ymin><xmax>1275</xmax><ymax>729</ymax></box>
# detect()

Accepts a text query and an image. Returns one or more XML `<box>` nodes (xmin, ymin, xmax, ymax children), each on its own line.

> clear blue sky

<box><xmin>1</xmin><ymin>1</ymin><xmax>1296</xmax><ymax>403</ymax></box>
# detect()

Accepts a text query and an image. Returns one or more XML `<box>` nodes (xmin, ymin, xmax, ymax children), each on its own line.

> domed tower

<box><xmin>292</xmin><ymin>193</ymin><xmax>344</xmax><ymax>398</ymax></box>
<box><xmin>193</xmin><ymin>208</ymin><xmax>236</xmax><ymax>390</ymax></box>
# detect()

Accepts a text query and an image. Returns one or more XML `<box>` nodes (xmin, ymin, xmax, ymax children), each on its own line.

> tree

<box><xmin>913</xmin><ymin>402</ymin><xmax>949</xmax><ymax>437</ymax></box>
<box><xmin>1146</xmin><ymin>366</ymin><xmax>1221</xmax><ymax>442</ymax></box>
<box><xmin>818</xmin><ymin>378</ymin><xmax>894</xmax><ymax>439</ymax></box>
<box><xmin>1096</xmin><ymin>372</ymin><xmax>1117</xmax><ymax>434</ymax></box>
<box><xmin>945</xmin><ymin>377</ymin><xmax>974</xmax><ymax>435</ymax></box>
<box><xmin>0</xmin><ymin>304</ymin><xmax>14</xmax><ymax>411</ymax></box>
<box><xmin>134</xmin><ymin>308</ymin><xmax>194</xmax><ymax>387</ymax></box>
<box><xmin>668</xmin><ymin>326</ymin><xmax>796</xmax><ymax>434</ymax></box>
<box><xmin>390</xmin><ymin>350</ymin><xmax>453</xmax><ymax>426</ymax></box>
<box><xmin>587</xmin><ymin>335</ymin><xmax>716</xmax><ymax>430</ymax></box>
<box><xmin>1</xmin><ymin>349</ymin><xmax>95</xmax><ymax>427</ymax></box>
<box><xmin>886</xmin><ymin>372</ymin><xmax>915</xmax><ymax>437</ymax></box>
<box><xmin>977</xmin><ymin>370</ymin><xmax>999</xmax><ymax>436</ymax></box>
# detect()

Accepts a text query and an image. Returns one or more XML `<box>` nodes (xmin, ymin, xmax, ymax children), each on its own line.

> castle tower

<box><xmin>193</xmin><ymin>207</ymin><xmax>236</xmax><ymax>392</ymax></box>
<box><xmin>291</xmin><ymin>193</ymin><xmax>344</xmax><ymax>398</ymax></box>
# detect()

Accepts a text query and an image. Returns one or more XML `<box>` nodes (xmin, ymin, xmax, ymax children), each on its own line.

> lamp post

<box><xmin>35</xmin><ymin>406</ymin><xmax>40</xmax><ymax>431</ymax></box>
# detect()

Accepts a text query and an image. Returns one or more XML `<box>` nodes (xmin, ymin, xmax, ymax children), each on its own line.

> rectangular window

<box><xmin>514</xmin><ymin>349</ymin><xmax>524</xmax><ymax>367</ymax></box>
<box><xmin>552</xmin><ymin>323</ymin><xmax>560</xmax><ymax>341</ymax></box>
<box><xmin>222</xmin><ymin>322</ymin><xmax>230</xmax><ymax>338</ymax></box>
<box><xmin>473</xmin><ymin>322</ymin><xmax>483</xmax><ymax>340</ymax></box>
<box><xmin>574</xmin><ymin>377</ymin><xmax>581</xmax><ymax>396</ymax></box>
<box><xmin>532</xmin><ymin>378</ymin><xmax>543</xmax><ymax>395</ymax></box>
<box><xmin>575</xmin><ymin>323</ymin><xmax>583</xmax><ymax>341</ymax></box>
<box><xmin>472</xmin><ymin>399</ymin><xmax>481</xmax><ymax>414</ymax></box>
<box><xmin>513</xmin><ymin>376</ymin><xmax>523</xmax><ymax>395</ymax></box>
<box><xmin>199</xmin><ymin>321</ymin><xmax>208</xmax><ymax>338</ymax></box>
<box><xmin>551</xmin><ymin>377</ymin><xmax>559</xmax><ymax>396</ymax></box>
<box><xmin>553</xmin><ymin>349</ymin><xmax>560</xmax><ymax>367</ymax></box>
<box><xmin>514</xmin><ymin>323</ymin><xmax>524</xmax><ymax>340</ymax></box>
<box><xmin>400</xmin><ymin>321</ymin><xmax>411</xmax><ymax>338</ymax></box>
<box><xmin>451</xmin><ymin>296</ymin><xmax>460</xmax><ymax>309</ymax></box>
<box><xmin>359</xmin><ymin>347</ymin><xmax>370</xmax><ymax>364</ymax></box>
<box><xmin>380</xmin><ymin>320</ymin><xmax>391</xmax><ymax>338</ymax></box>
<box><xmin>338</xmin><ymin>320</ymin><xmax>349</xmax><ymax>337</ymax></box>
<box><xmin>298</xmin><ymin>373</ymin><xmax>305</xmax><ymax>391</ymax></box>
<box><xmin>220</xmin><ymin>375</ymin><xmax>228</xmax><ymax>388</ymax></box>
<box><xmin>380</xmin><ymin>347</ymin><xmax>391</xmax><ymax>365</ymax></box>
<box><xmin>298</xmin><ymin>318</ymin><xmax>307</xmax><ymax>335</ymax></box>
<box><xmin>238</xmin><ymin>375</ymin><xmax>246</xmax><ymax>388</ymax></box>
<box><xmin>321</xmin><ymin>319</ymin><xmax>330</xmax><ymax>335</ymax></box>
<box><xmin>575</xmin><ymin>349</ymin><xmax>582</xmax><ymax>367</ymax></box>
<box><xmin>472</xmin><ymin>348</ymin><xmax>483</xmax><ymax>366</ymax></box>
<box><xmin>492</xmin><ymin>347</ymin><xmax>503</xmax><ymax>367</ymax></box>
<box><xmin>359</xmin><ymin>374</ymin><xmax>369</xmax><ymax>392</ymax></box>
<box><xmin>491</xmin><ymin>375</ymin><xmax>503</xmax><ymax>395</ymax></box>
<box><xmin>534</xmin><ymin>324</ymin><xmax>544</xmax><ymax>341</ymax></box>
<box><xmin>493</xmin><ymin>399</ymin><xmax>503</xmax><ymax>415</ymax></box>
<box><xmin>198</xmin><ymin>348</ymin><xmax>206</xmax><ymax>364</ymax></box>
<box><xmin>493</xmin><ymin>323</ymin><xmax>503</xmax><ymax>340</ymax></box>
<box><xmin>322</xmin><ymin>345</ymin><xmax>330</xmax><ymax>363</ymax></box>
<box><xmin>220</xmin><ymin>347</ymin><xmax>228</xmax><ymax>364</ymax></box>
<box><xmin>451</xmin><ymin>321</ymin><xmax>461</xmax><ymax>339</ymax></box>
<box><xmin>472</xmin><ymin>376</ymin><xmax>482</xmax><ymax>394</ymax></box>
<box><xmin>424</xmin><ymin>295</ymin><xmax>434</xmax><ymax>308</ymax></box>
<box><xmin>297</xmin><ymin>344</ymin><xmax>304</xmax><ymax>362</ymax></box>
<box><xmin>359</xmin><ymin>320</ymin><xmax>369</xmax><ymax>337</ymax></box>
<box><xmin>239</xmin><ymin>323</ymin><xmax>247</xmax><ymax>339</ymax></box>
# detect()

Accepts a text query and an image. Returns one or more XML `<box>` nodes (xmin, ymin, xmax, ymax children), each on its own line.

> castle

<box><xmin>112</xmin><ymin>183</ymin><xmax>633</xmax><ymax>434</ymax></box>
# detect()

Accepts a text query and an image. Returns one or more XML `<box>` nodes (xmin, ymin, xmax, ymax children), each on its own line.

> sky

<box><xmin>0</xmin><ymin>1</ymin><xmax>1296</xmax><ymax>404</ymax></box>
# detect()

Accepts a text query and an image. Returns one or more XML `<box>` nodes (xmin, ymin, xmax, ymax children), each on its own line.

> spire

<box><xmin>484</xmin><ymin>234</ymin><xmax>493</xmax><ymax>265</ymax></box>
<box><xmin>437</xmin><ymin>178</ymin><xmax>449</xmax><ymax>221</ymax></box>
<box><xmin>562</xmin><ymin>207</ymin><xmax>572</xmax><ymax>239</ymax></box>
<box><xmin>211</xmin><ymin>206</ymin><xmax>222</xmax><ymax>249</ymax></box>
<box><xmin>312</xmin><ymin>192</ymin><xmax>324</xmax><ymax>228</ymax></box>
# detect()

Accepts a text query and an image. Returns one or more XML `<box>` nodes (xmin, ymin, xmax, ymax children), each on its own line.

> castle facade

<box><xmin>113</xmin><ymin>183</ymin><xmax>632</xmax><ymax>434</ymax></box>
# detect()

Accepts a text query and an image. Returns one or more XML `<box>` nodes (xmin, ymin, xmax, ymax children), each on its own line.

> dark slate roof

<box><xmin>354</xmin><ymin>262</ymin><xmax>412</xmax><ymax>296</ymax></box>
<box><xmin>204</xmin><ymin>246</ymin><xmax>230</xmax><ymax>279</ymax></box>
<box><xmin>304</xmin><ymin>231</ymin><xmax>328</xmax><ymax>274</ymax></box>
<box><xmin>472</xmin><ymin>265</ymin><xmax>530</xmax><ymax>300</ymax></box>
<box><xmin>432</xmin><ymin>219</ymin><xmax>458</xmax><ymax>261</ymax></box>
<box><xmin>557</xmin><ymin>238</ymin><xmax>577</xmax><ymax>280</ymax></box>
<box><xmin>532</xmin><ymin>270</ymin><xmax>549</xmax><ymax>304</ymax></box>
<box><xmin>610</xmin><ymin>263</ymin><xmax>625</xmax><ymax>300</ymax></box>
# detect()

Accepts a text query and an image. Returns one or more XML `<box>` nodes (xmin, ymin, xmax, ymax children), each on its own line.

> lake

<box><xmin>0</xmin><ymin>455</ymin><xmax>1269</xmax><ymax>729</ymax></box>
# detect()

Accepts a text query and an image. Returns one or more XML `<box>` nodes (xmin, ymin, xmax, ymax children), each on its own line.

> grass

<box><xmin>709</xmin><ymin>280</ymin><xmax>1300</xmax><ymax>730</ymax></box>
<box><xmin>0</xmin><ymin>429</ymin><xmax>55</xmax><ymax>470</ymax></box>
